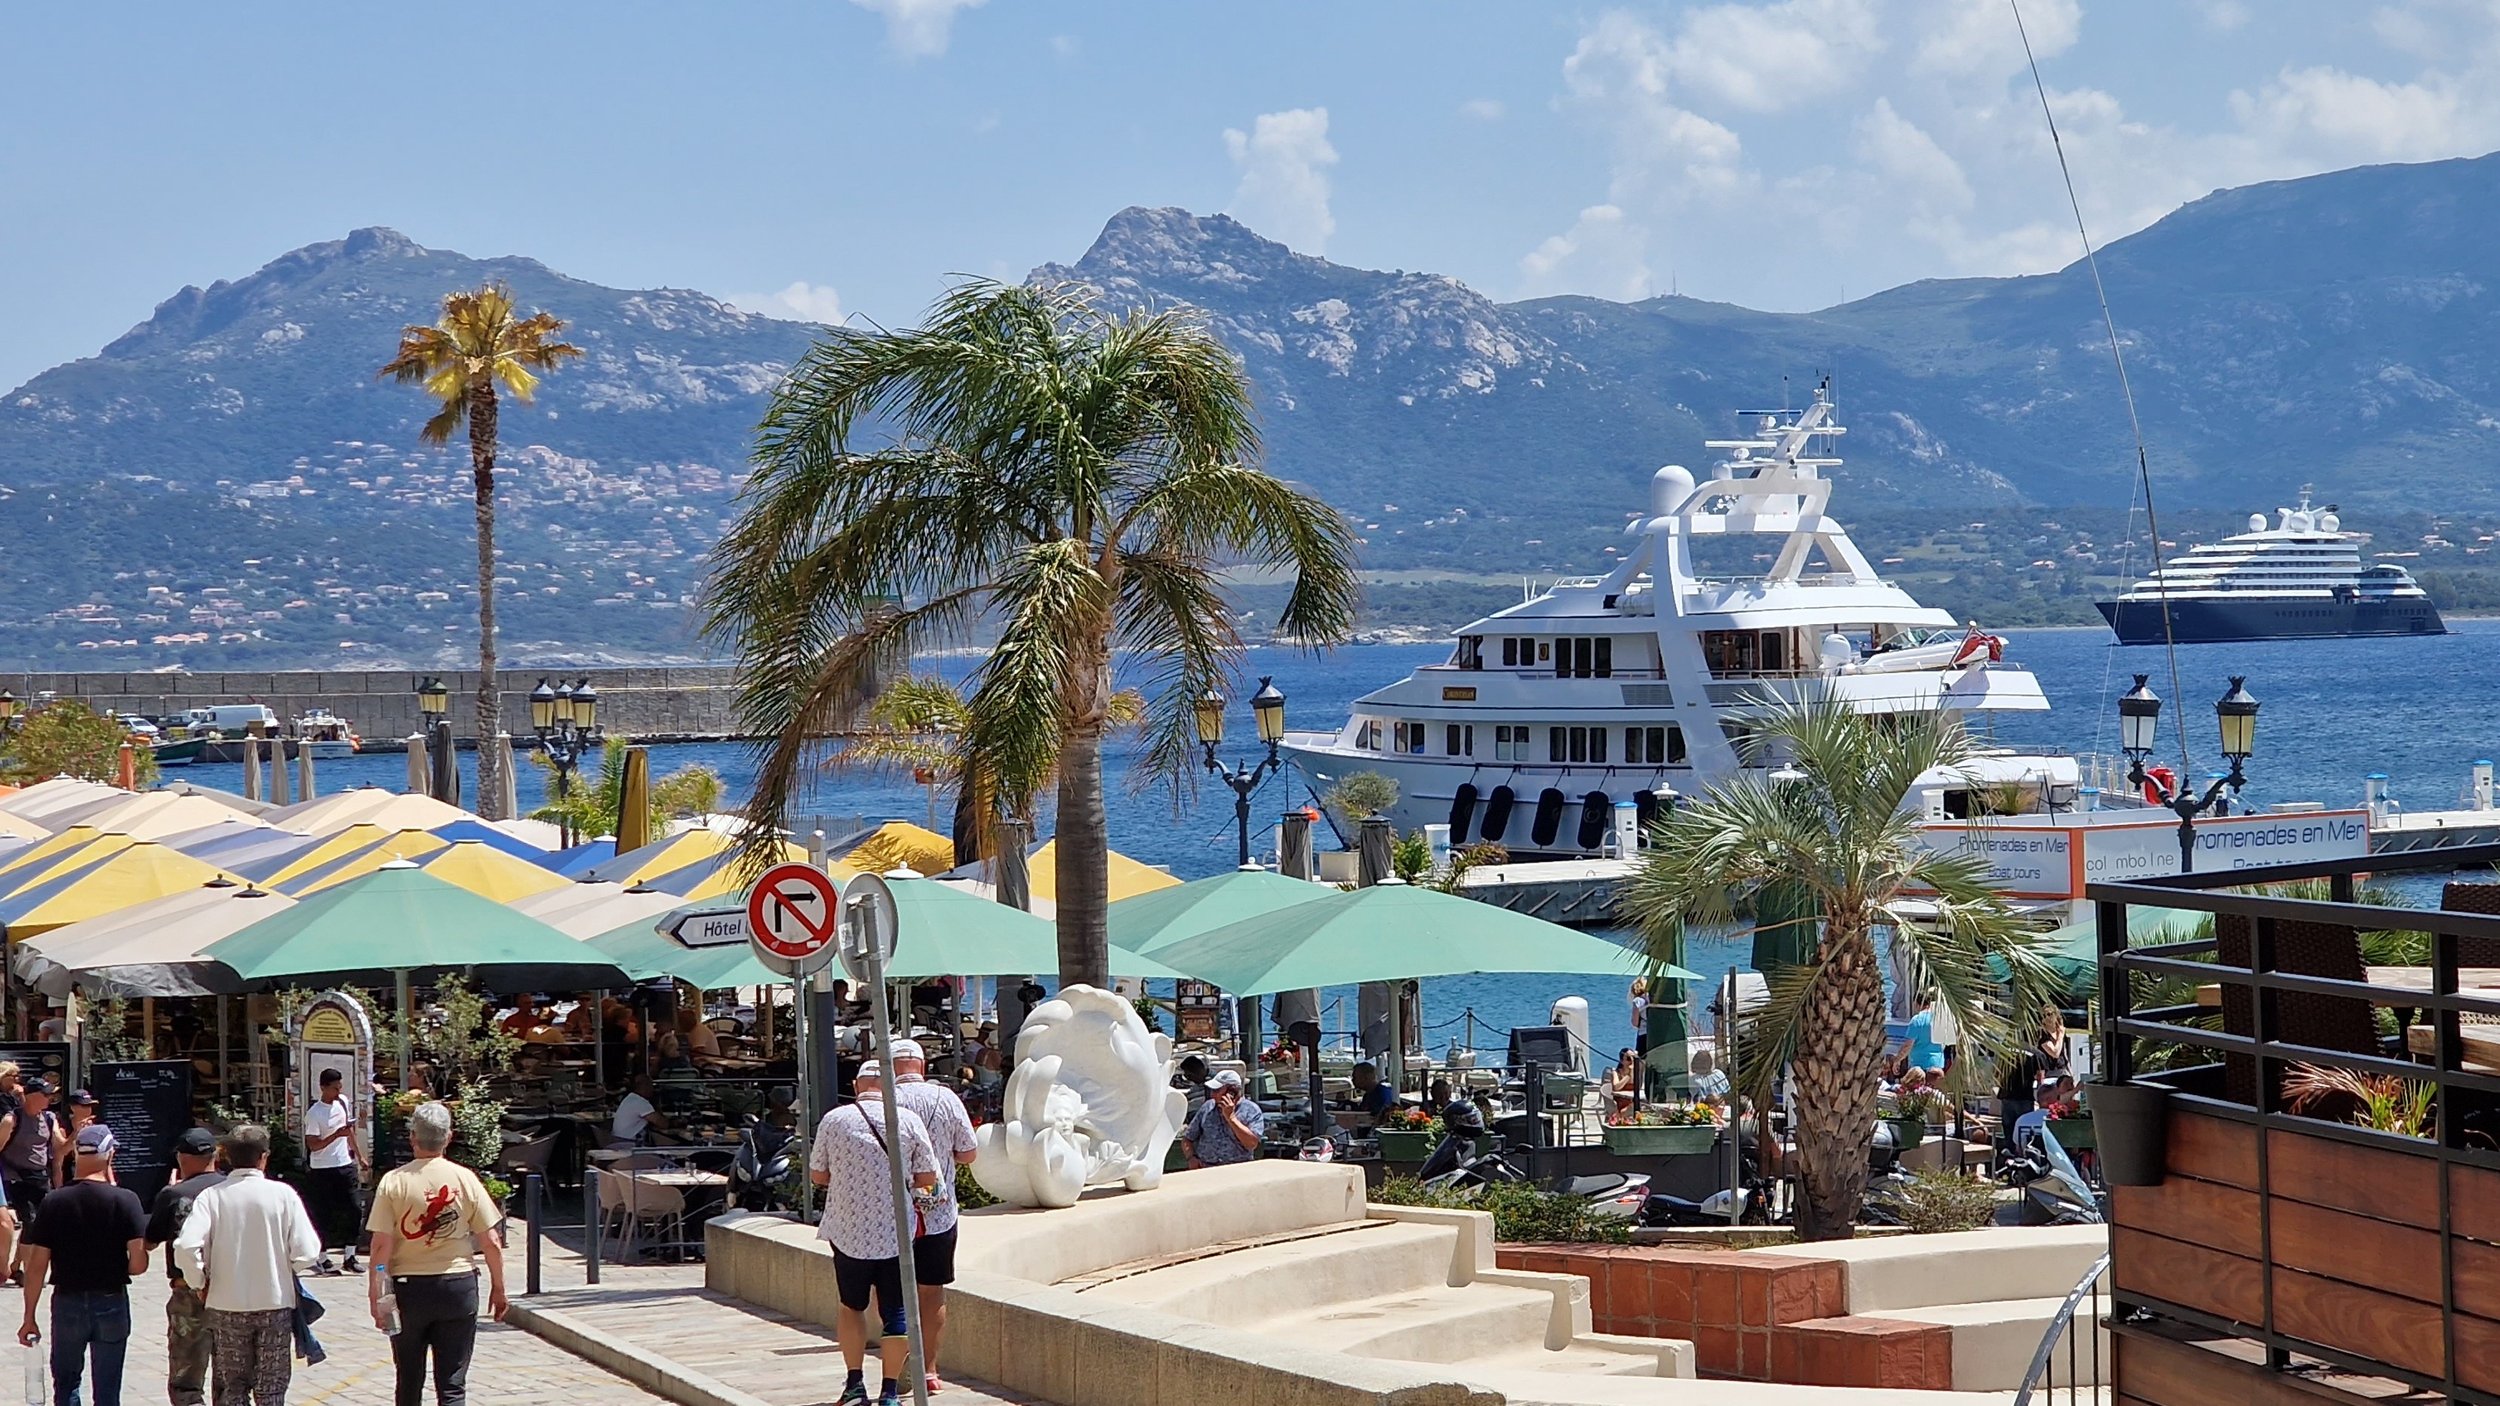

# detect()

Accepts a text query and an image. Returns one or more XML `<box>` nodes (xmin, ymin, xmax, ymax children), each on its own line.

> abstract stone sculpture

<box><xmin>972</xmin><ymin>983</ymin><xmax>1186</xmax><ymax>1209</ymax></box>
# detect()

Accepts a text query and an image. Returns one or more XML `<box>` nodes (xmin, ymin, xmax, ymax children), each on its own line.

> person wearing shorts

<box><xmin>887</xmin><ymin>1039</ymin><xmax>978</xmax><ymax>1395</ymax></box>
<box><xmin>809</xmin><ymin>1061</ymin><xmax>938</xmax><ymax>1406</ymax></box>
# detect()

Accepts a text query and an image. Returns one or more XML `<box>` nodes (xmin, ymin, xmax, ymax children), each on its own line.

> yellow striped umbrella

<box><xmin>259</xmin><ymin>825</ymin><xmax>449</xmax><ymax>889</ymax></box>
<box><xmin>836</xmin><ymin>821</ymin><xmax>956</xmax><ymax>878</ymax></box>
<box><xmin>283</xmin><ymin>839</ymin><xmax>569</xmax><ymax>904</ymax></box>
<box><xmin>1027</xmin><ymin>839</ymin><xmax>1182</xmax><ymax>905</ymax></box>
<box><xmin>0</xmin><ymin>842</ymin><xmax>224</xmax><ymax>939</ymax></box>
<box><xmin>0</xmin><ymin>829</ymin><xmax>139</xmax><ymax>892</ymax></box>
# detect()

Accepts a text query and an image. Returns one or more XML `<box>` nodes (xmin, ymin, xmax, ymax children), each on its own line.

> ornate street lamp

<box><xmin>531</xmin><ymin>675</ymin><xmax>603</xmax><ymax>845</ymax></box>
<box><xmin>414</xmin><ymin>676</ymin><xmax>456</xmax><ymax>805</ymax></box>
<box><xmin>1198</xmin><ymin>677</ymin><xmax>1289</xmax><ymax>869</ymax></box>
<box><xmin>2118</xmin><ymin>673</ymin><xmax>2261</xmax><ymax>873</ymax></box>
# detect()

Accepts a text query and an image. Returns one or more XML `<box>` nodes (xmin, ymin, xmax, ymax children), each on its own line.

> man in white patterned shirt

<box><xmin>887</xmin><ymin>1039</ymin><xmax>980</xmax><ymax>1396</ymax></box>
<box><xmin>809</xmin><ymin>1061</ymin><xmax>939</xmax><ymax>1406</ymax></box>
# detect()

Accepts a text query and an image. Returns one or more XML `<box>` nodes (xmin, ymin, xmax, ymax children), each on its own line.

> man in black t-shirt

<box><xmin>17</xmin><ymin>1124</ymin><xmax>146</xmax><ymax>1406</ymax></box>
<box><xmin>147</xmin><ymin>1128</ymin><xmax>225</xmax><ymax>1406</ymax></box>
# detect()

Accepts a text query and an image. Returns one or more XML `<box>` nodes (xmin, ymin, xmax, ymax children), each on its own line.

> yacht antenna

<box><xmin>2011</xmin><ymin>0</ymin><xmax>2191</xmax><ymax>773</ymax></box>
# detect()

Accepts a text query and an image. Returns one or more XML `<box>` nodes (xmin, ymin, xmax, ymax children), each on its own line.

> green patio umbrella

<box><xmin>2012</xmin><ymin>906</ymin><xmax>2212</xmax><ymax>1002</ymax></box>
<box><xmin>1150</xmin><ymin>881</ymin><xmax>1689</xmax><ymax>996</ymax></box>
<box><xmin>886</xmin><ymin>875</ymin><xmax>1186</xmax><ymax>979</ymax></box>
<box><xmin>1106</xmin><ymin>869</ymin><xmax>1337</xmax><ymax>954</ymax></box>
<box><xmin>590</xmin><ymin>914</ymin><xmax>779</xmax><ymax>990</ymax></box>
<box><xmin>206</xmin><ymin>864</ymin><xmax>630</xmax><ymax>992</ymax></box>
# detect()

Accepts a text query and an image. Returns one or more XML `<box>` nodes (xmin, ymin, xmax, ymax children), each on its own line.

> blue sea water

<box><xmin>167</xmin><ymin>620</ymin><xmax>2500</xmax><ymax>1052</ymax></box>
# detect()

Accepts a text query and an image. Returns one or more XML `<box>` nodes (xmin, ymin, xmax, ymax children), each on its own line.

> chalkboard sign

<box><xmin>0</xmin><ymin>1043</ymin><xmax>71</xmax><ymax>1091</ymax></box>
<box><xmin>90</xmin><ymin>1061</ymin><xmax>193</xmax><ymax>1205</ymax></box>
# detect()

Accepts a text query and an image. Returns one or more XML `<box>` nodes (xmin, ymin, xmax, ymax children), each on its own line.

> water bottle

<box><xmin>24</xmin><ymin>1334</ymin><xmax>45</xmax><ymax>1406</ymax></box>
<box><xmin>377</xmin><ymin>1289</ymin><xmax>401</xmax><ymax>1338</ymax></box>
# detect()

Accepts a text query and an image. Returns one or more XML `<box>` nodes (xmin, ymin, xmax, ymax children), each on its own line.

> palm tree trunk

<box><xmin>1788</xmin><ymin>920</ymin><xmax>1889</xmax><ymax>1240</ymax></box>
<box><xmin>468</xmin><ymin>384</ymin><xmax>507</xmax><ymax>820</ymax></box>
<box><xmin>1053</xmin><ymin>722</ymin><xmax>1110</xmax><ymax>989</ymax></box>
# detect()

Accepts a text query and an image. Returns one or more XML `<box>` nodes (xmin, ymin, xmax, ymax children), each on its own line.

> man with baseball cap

<box><xmin>885</xmin><ymin>1039</ymin><xmax>978</xmax><ymax>1394</ymax></box>
<box><xmin>808</xmin><ymin>1061</ymin><xmax>938</xmax><ymax>1406</ymax></box>
<box><xmin>1180</xmin><ymin>1069</ymin><xmax>1265</xmax><ymax>1169</ymax></box>
<box><xmin>148</xmin><ymin>1128</ymin><xmax>226</xmax><ymax>1406</ymax></box>
<box><xmin>0</xmin><ymin>1077</ymin><xmax>64</xmax><ymax>1226</ymax></box>
<box><xmin>19</xmin><ymin>1123</ymin><xmax>147</xmax><ymax>1405</ymax></box>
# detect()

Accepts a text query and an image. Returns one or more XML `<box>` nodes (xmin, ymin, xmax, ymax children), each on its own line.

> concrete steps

<box><xmin>1265</xmin><ymin>1281</ymin><xmax>1565</xmax><ymax>1364</ymax></box>
<box><xmin>1082</xmin><ymin>1220</ymin><xmax>1461</xmax><ymax>1320</ymax></box>
<box><xmin>1883</xmin><ymin>1295</ymin><xmax>2111</xmax><ymax>1394</ymax></box>
<box><xmin>1806</xmin><ymin>1226</ymin><xmax>2107</xmax><ymax>1315</ymax></box>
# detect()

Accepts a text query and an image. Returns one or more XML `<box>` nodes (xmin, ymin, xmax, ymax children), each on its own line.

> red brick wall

<box><xmin>1495</xmin><ymin>1243</ymin><xmax>1951</xmax><ymax>1390</ymax></box>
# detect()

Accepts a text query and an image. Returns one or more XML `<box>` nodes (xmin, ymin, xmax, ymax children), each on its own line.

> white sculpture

<box><xmin>972</xmin><ymin>983</ymin><xmax>1185</xmax><ymax>1209</ymax></box>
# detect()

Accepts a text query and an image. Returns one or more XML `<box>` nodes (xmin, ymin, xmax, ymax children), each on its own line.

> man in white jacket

<box><xmin>174</xmin><ymin>1125</ymin><xmax>320</xmax><ymax>1406</ymax></box>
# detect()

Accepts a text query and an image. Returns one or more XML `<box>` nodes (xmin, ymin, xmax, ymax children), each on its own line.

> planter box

<box><xmin>1885</xmin><ymin>1118</ymin><xmax>1926</xmax><ymax>1151</ymax></box>
<box><xmin>2045</xmin><ymin>1116</ymin><xmax>2095</xmax><ymax>1151</ymax></box>
<box><xmin>1376</xmin><ymin>1129</ymin><xmax>1436</xmax><ymax>1162</ymax></box>
<box><xmin>1604</xmin><ymin>1124</ymin><xmax>1719</xmax><ymax>1157</ymax></box>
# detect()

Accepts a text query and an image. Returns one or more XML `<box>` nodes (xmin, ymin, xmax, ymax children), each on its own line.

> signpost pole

<box><xmin>852</xmin><ymin>891</ymin><xmax>930</xmax><ymax>1406</ymax></box>
<box><xmin>792</xmin><ymin>971</ymin><xmax>811</xmax><ymax>1221</ymax></box>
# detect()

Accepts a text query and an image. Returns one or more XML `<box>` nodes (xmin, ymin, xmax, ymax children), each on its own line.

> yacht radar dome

<box><xmin>2249</xmin><ymin>513</ymin><xmax>2267</xmax><ymax>533</ymax></box>
<box><xmin>1651</xmin><ymin>464</ymin><xmax>1695</xmax><ymax>514</ymax></box>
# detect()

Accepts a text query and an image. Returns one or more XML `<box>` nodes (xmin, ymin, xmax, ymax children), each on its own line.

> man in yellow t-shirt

<box><xmin>364</xmin><ymin>1102</ymin><xmax>506</xmax><ymax>1406</ymax></box>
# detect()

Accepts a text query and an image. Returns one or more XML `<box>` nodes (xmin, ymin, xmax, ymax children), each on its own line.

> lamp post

<box><xmin>530</xmin><ymin>677</ymin><xmax>602</xmax><ymax>845</ymax></box>
<box><xmin>416</xmin><ymin>676</ymin><xmax>455</xmax><ymax>806</ymax></box>
<box><xmin>1195</xmin><ymin>676</ymin><xmax>1289</xmax><ymax>869</ymax></box>
<box><xmin>0</xmin><ymin>691</ymin><xmax>20</xmax><ymax>734</ymax></box>
<box><xmin>2118</xmin><ymin>673</ymin><xmax>2261</xmax><ymax>873</ymax></box>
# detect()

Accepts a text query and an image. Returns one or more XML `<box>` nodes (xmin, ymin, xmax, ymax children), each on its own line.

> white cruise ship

<box><xmin>1282</xmin><ymin>382</ymin><xmax>2084</xmax><ymax>858</ymax></box>
<box><xmin>2095</xmin><ymin>492</ymin><xmax>2444</xmax><ymax>643</ymax></box>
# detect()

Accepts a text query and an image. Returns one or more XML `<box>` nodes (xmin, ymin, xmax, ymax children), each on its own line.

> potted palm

<box><xmin>1603</xmin><ymin>1102</ymin><xmax>1721</xmax><ymax>1156</ymax></box>
<box><xmin>1619</xmin><ymin>698</ymin><xmax>2063</xmax><ymax>1240</ymax></box>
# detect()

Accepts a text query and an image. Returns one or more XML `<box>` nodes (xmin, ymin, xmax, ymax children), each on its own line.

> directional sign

<box><xmin>746</xmin><ymin>863</ymin><xmax>841</xmax><ymax>977</ymax></box>
<box><xmin>662</xmin><ymin>905</ymin><xmax>748</xmax><ymax>948</ymax></box>
<box><xmin>837</xmin><ymin>870</ymin><xmax>901</xmax><ymax>988</ymax></box>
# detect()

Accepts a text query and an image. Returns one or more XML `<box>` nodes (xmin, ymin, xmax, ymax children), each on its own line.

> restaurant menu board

<box><xmin>1175</xmin><ymin>981</ymin><xmax>1224</xmax><ymax>1042</ymax></box>
<box><xmin>291</xmin><ymin>991</ymin><xmax>374</xmax><ymax>1172</ymax></box>
<box><xmin>91</xmin><ymin>1060</ymin><xmax>193</xmax><ymax>1205</ymax></box>
<box><xmin>0</xmin><ymin>1042</ymin><xmax>71</xmax><ymax>1092</ymax></box>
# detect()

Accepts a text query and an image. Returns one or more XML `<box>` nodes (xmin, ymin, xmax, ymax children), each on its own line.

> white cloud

<box><xmin>1050</xmin><ymin>34</ymin><xmax>1079</xmax><ymax>59</ymax></box>
<box><xmin>2231</xmin><ymin>65</ymin><xmax>2482</xmax><ymax>163</ymax></box>
<box><xmin>1911</xmin><ymin>0</ymin><xmax>2077</xmax><ymax>79</ymax></box>
<box><xmin>2195</xmin><ymin>0</ymin><xmax>2251</xmax><ymax>33</ymax></box>
<box><xmin>726</xmin><ymin>282</ymin><xmax>846</xmax><ymax>324</ymax></box>
<box><xmin>848</xmin><ymin>0</ymin><xmax>986</xmax><ymax>58</ymax></box>
<box><xmin>1459</xmin><ymin>97</ymin><xmax>1507</xmax><ymax>121</ymax></box>
<box><xmin>1223</xmin><ymin>108</ymin><xmax>1339</xmax><ymax>253</ymax></box>
<box><xmin>1661</xmin><ymin>0</ymin><xmax>1883</xmax><ymax>113</ymax></box>
<box><xmin>1518</xmin><ymin>205</ymin><xmax>1652</xmax><ymax>301</ymax></box>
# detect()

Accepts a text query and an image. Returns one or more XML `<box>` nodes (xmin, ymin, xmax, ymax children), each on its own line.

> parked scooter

<box><xmin>1638</xmin><ymin>1130</ymin><xmax>1771</xmax><ymax>1227</ymax></box>
<box><xmin>731</xmin><ymin>1112</ymin><xmax>795</xmax><ymax>1212</ymax></box>
<box><xmin>1999</xmin><ymin>1124</ymin><xmax>2104</xmax><ymax>1226</ymax></box>
<box><xmin>1418</xmin><ymin>1131</ymin><xmax>1651</xmax><ymax>1218</ymax></box>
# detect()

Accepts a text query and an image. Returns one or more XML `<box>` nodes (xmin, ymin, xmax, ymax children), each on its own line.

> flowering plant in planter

<box><xmin>1257</xmin><ymin>1042</ymin><xmax>1300</xmax><ymax>1067</ymax></box>
<box><xmin>1613</xmin><ymin>1100</ymin><xmax>1720</xmax><ymax>1128</ymax></box>
<box><xmin>1381</xmin><ymin>1105</ymin><xmax>1437</xmax><ymax>1131</ymax></box>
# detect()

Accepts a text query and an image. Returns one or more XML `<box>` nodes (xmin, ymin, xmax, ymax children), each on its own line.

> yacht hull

<box><xmin>2096</xmin><ymin>597</ymin><xmax>2446</xmax><ymax>644</ymax></box>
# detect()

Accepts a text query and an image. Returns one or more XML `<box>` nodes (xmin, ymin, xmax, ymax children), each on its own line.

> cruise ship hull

<box><xmin>2096</xmin><ymin>596</ymin><xmax>2445</xmax><ymax>644</ymax></box>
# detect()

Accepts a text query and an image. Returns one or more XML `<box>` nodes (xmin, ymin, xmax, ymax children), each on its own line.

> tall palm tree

<box><xmin>706</xmin><ymin>279</ymin><xmax>1359</xmax><ymax>987</ymax></box>
<box><xmin>839</xmin><ymin>675</ymin><xmax>1144</xmax><ymax>863</ymax></box>
<box><xmin>1621</xmin><ymin>698</ymin><xmax>2060</xmax><ymax>1240</ymax></box>
<box><xmin>378</xmin><ymin>284</ymin><xmax>581</xmax><ymax>819</ymax></box>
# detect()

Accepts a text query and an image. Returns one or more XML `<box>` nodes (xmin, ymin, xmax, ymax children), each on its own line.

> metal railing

<box><xmin>2012</xmin><ymin>1251</ymin><xmax>2109</xmax><ymax>1406</ymax></box>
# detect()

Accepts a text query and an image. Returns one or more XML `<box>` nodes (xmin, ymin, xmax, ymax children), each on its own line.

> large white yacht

<box><xmin>2095</xmin><ymin>490</ymin><xmax>2444</xmax><ymax>643</ymax></box>
<box><xmin>1283</xmin><ymin>382</ymin><xmax>2083</xmax><ymax>857</ymax></box>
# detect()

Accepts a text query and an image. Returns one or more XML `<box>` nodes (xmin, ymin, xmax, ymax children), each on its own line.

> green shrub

<box><xmin>1883</xmin><ymin>1169</ymin><xmax>2002</xmax><ymax>1234</ymax></box>
<box><xmin>1371</xmin><ymin>1175</ymin><xmax>1631</xmax><ymax>1245</ymax></box>
<box><xmin>957</xmin><ymin>1166</ymin><xmax>998</xmax><ymax>1211</ymax></box>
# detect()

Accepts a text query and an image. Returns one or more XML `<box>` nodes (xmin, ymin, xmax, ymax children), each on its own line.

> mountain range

<box><xmin>7</xmin><ymin>152</ymin><xmax>2500</xmax><ymax>667</ymax></box>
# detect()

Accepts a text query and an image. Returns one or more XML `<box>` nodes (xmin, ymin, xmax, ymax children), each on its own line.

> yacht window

<box><xmin>1588</xmin><ymin>727</ymin><xmax>1608</xmax><ymax>763</ymax></box>
<box><xmin>1573</xmin><ymin>638</ymin><xmax>1593</xmax><ymax>678</ymax></box>
<box><xmin>1625</xmin><ymin>725</ymin><xmax>1684</xmax><ymax>765</ymax></box>
<box><xmin>1357</xmin><ymin>719</ymin><xmax>1382</xmax><ymax>750</ymax></box>
<box><xmin>1538</xmin><ymin>641</ymin><xmax>1551</xmax><ymax>663</ymax></box>
<box><xmin>1445</xmin><ymin>724</ymin><xmax>1474</xmax><ymax>757</ymax></box>
<box><xmin>1501</xmin><ymin>638</ymin><xmax>1519</xmax><ymax>667</ymax></box>
<box><xmin>1759</xmin><ymin>632</ymin><xmax>1785</xmax><ymax>672</ymax></box>
<box><xmin>1550</xmin><ymin>728</ymin><xmax>1569</xmax><ymax>763</ymax></box>
<box><xmin>1495</xmin><ymin>725</ymin><xmax>1527</xmax><ymax>762</ymax></box>
<box><xmin>1594</xmin><ymin>637</ymin><xmax>1613</xmax><ymax>678</ymax></box>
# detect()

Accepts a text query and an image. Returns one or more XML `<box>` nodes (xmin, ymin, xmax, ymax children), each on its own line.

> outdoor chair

<box><xmin>2213</xmin><ymin>913</ymin><xmax>2379</xmax><ymax>1114</ymax></box>
<box><xmin>498</xmin><ymin>1132</ymin><xmax>559</xmax><ymax>1182</ymax></box>
<box><xmin>597</xmin><ymin>1169</ymin><xmax>686</xmax><ymax>1262</ymax></box>
<box><xmin>704</xmin><ymin>1015</ymin><xmax>745</xmax><ymax>1038</ymax></box>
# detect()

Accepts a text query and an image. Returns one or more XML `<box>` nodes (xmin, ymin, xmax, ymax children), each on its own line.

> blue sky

<box><xmin>7</xmin><ymin>0</ymin><xmax>2500</xmax><ymax>391</ymax></box>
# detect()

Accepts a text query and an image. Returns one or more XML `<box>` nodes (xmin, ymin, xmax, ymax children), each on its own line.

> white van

<box><xmin>182</xmin><ymin>704</ymin><xmax>281</xmax><ymax>734</ymax></box>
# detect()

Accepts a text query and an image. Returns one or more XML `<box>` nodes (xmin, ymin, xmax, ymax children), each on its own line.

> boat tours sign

<box><xmin>1912</xmin><ymin>809</ymin><xmax>2372</xmax><ymax>900</ymax></box>
<box><xmin>290</xmin><ymin>990</ymin><xmax>374</xmax><ymax>1162</ymax></box>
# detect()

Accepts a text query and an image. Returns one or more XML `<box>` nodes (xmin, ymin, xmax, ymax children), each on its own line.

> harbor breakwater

<box><xmin>16</xmin><ymin>667</ymin><xmax>754</xmax><ymax>743</ymax></box>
